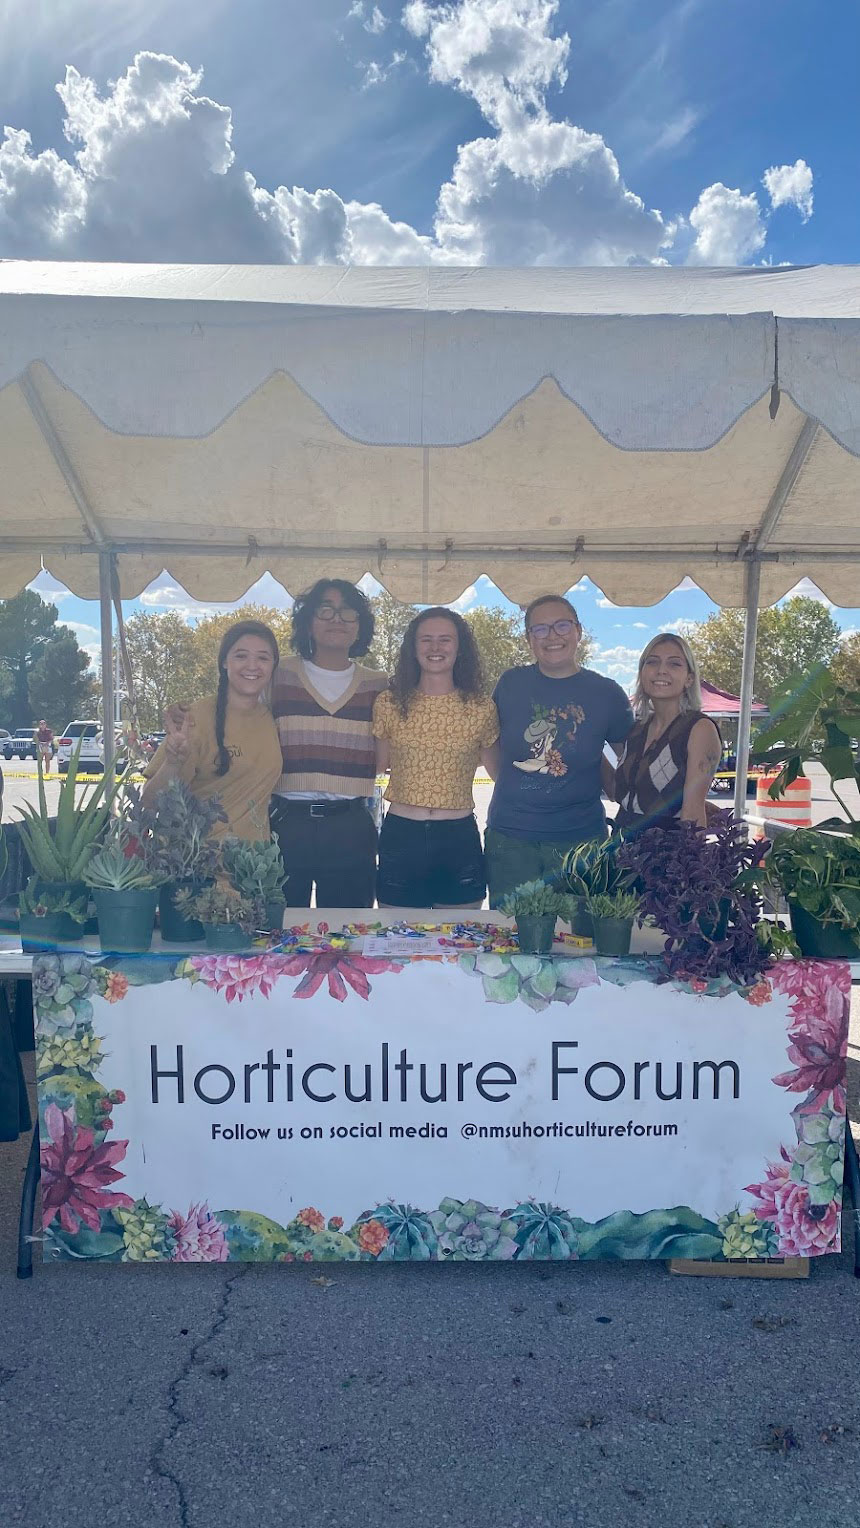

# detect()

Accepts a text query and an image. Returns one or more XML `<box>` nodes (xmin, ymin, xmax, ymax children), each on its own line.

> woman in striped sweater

<box><xmin>269</xmin><ymin>579</ymin><xmax>387</xmax><ymax>907</ymax></box>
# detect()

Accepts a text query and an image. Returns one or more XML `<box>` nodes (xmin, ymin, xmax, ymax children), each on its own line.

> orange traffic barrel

<box><xmin>754</xmin><ymin>770</ymin><xmax>812</xmax><ymax>832</ymax></box>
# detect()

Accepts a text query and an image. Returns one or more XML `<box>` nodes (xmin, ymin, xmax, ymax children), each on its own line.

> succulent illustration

<box><xmin>458</xmin><ymin>951</ymin><xmax>599</xmax><ymax>1011</ymax></box>
<box><xmin>508</xmin><ymin>1200</ymin><xmax>578</xmax><ymax>1260</ymax></box>
<box><xmin>429</xmin><ymin>1198</ymin><xmax>518</xmax><ymax>1260</ymax></box>
<box><xmin>40</xmin><ymin>1071</ymin><xmax>114</xmax><ymax>1134</ymax></box>
<box><xmin>33</xmin><ymin>954</ymin><xmax>103</xmax><ymax>1036</ymax></box>
<box><xmin>37</xmin><ymin>1029</ymin><xmax>105</xmax><ymax>1078</ymax></box>
<box><xmin>718</xmin><ymin>1206</ymin><xmax>779</xmax><ymax>1260</ymax></box>
<box><xmin>351</xmin><ymin>1202</ymin><xmax>438</xmax><ymax>1260</ymax></box>
<box><xmin>114</xmin><ymin>1198</ymin><xmax>178</xmax><ymax>1261</ymax></box>
<box><xmin>789</xmin><ymin>1108</ymin><xmax>845</xmax><ymax>1207</ymax></box>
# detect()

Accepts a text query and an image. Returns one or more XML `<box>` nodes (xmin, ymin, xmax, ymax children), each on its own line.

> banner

<box><xmin>34</xmin><ymin>951</ymin><xmax>849</xmax><ymax>1264</ymax></box>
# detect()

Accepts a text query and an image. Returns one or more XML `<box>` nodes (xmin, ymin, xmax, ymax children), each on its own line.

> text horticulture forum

<box><xmin>149</xmin><ymin>1042</ymin><xmax>742</xmax><ymax>1108</ymax></box>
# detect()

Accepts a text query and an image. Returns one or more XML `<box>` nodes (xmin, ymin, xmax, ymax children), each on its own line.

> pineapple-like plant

<box><xmin>16</xmin><ymin>741</ymin><xmax>126</xmax><ymax>883</ymax></box>
<box><xmin>114</xmin><ymin>1198</ymin><xmax>178</xmax><ymax>1261</ymax></box>
<box><xmin>586</xmin><ymin>889</ymin><xmax>641</xmax><ymax>921</ymax></box>
<box><xmin>718</xmin><ymin>1206</ymin><xmax>778</xmax><ymax>1259</ymax></box>
<box><xmin>499</xmin><ymin>879</ymin><xmax>566</xmax><ymax>919</ymax></box>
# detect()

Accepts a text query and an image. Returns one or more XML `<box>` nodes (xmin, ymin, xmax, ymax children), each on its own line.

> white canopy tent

<box><xmin>0</xmin><ymin>261</ymin><xmax>858</xmax><ymax>809</ymax></box>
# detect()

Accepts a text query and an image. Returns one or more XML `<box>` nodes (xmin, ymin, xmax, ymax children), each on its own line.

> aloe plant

<box><xmin>16</xmin><ymin>742</ymin><xmax>126</xmax><ymax>883</ymax></box>
<box><xmin>586</xmin><ymin>889</ymin><xmax>641</xmax><ymax>921</ymax></box>
<box><xmin>499</xmin><ymin>879</ymin><xmax>566</xmax><ymax>919</ymax></box>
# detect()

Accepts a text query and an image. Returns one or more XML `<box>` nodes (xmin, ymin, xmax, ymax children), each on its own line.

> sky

<box><xmin>2</xmin><ymin>0</ymin><xmax>859</xmax><ymax>689</ymax></box>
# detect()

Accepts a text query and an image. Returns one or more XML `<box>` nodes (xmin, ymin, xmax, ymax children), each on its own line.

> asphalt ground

<box><xmin>2</xmin><ymin>764</ymin><xmax>860</xmax><ymax>1527</ymax></box>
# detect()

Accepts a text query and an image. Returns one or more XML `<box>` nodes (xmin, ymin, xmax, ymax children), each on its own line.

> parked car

<box><xmin>56</xmin><ymin>721</ymin><xmax>102</xmax><ymax>774</ymax></box>
<box><xmin>4</xmin><ymin>728</ymin><xmax>41</xmax><ymax>762</ymax></box>
<box><xmin>0</xmin><ymin>727</ymin><xmax>13</xmax><ymax>758</ymax></box>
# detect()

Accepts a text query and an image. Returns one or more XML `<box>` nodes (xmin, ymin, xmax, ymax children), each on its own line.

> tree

<box><xmin>464</xmin><ymin>606</ymin><xmax>532</xmax><ymax>689</ymax></box>
<box><xmin>29</xmin><ymin>636</ymin><xmax>96</xmax><ymax>726</ymax></box>
<box><xmin>686</xmin><ymin>596</ymin><xmax>842</xmax><ymax>706</ymax></box>
<box><xmin>121</xmin><ymin>611</ymin><xmax>203</xmax><ymax>732</ymax></box>
<box><xmin>0</xmin><ymin>590</ymin><xmax>72</xmax><ymax>726</ymax></box>
<box><xmin>830</xmin><ymin>633</ymin><xmax>860</xmax><ymax>693</ymax></box>
<box><xmin>366</xmin><ymin>592</ymin><xmax>420</xmax><ymax>674</ymax></box>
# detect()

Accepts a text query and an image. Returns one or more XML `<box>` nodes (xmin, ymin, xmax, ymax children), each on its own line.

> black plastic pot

<box><xmin>159</xmin><ymin>882</ymin><xmax>204</xmax><ymax>944</ymax></box>
<box><xmin>515</xmin><ymin>914</ymin><xmax>557</xmax><ymax>956</ymax></box>
<box><xmin>566</xmin><ymin>895</ymin><xmax>593</xmax><ymax>940</ymax></box>
<box><xmin>591</xmin><ymin>915</ymin><xmax>634</xmax><ymax>956</ymax></box>
<box><xmin>94</xmin><ymin>888</ymin><xmax>159</xmax><ymax>953</ymax></box>
<box><xmin>265</xmin><ymin>898</ymin><xmax>286</xmax><ymax>934</ymax></box>
<box><xmin>203</xmin><ymin>922</ymin><xmax>253</xmax><ymax>953</ymax></box>
<box><xmin>789</xmin><ymin>904</ymin><xmax>860</xmax><ymax>960</ymax></box>
<box><xmin>19</xmin><ymin>913</ymin><xmax>74</xmax><ymax>952</ymax></box>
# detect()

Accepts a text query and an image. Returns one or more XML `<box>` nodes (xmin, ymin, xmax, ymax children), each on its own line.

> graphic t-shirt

<box><xmin>488</xmin><ymin>665</ymin><xmax>634</xmax><ymax>843</ymax></box>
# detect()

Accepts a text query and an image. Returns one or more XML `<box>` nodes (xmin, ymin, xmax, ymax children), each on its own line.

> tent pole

<box><xmin>733</xmin><ymin>558</ymin><xmax>761</xmax><ymax>819</ymax></box>
<box><xmin>99</xmin><ymin>549</ymin><xmax>116</xmax><ymax>780</ymax></box>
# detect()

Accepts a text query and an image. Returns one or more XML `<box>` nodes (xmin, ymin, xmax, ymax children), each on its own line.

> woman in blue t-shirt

<box><xmin>485</xmin><ymin>594</ymin><xmax>634</xmax><ymax>907</ymax></box>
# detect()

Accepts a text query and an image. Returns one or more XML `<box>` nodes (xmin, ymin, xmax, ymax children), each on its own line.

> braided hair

<box><xmin>214</xmin><ymin>621</ymin><xmax>280</xmax><ymax>776</ymax></box>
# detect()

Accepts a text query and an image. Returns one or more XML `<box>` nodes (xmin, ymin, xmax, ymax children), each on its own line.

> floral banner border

<box><xmin>33</xmin><ymin>950</ymin><xmax>850</xmax><ymax>1264</ymax></box>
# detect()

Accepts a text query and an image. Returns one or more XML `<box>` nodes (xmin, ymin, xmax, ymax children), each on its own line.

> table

<box><xmin>20</xmin><ymin>916</ymin><xmax>855</xmax><ymax>1272</ymax></box>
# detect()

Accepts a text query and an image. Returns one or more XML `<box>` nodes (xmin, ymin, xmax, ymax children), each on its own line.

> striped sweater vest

<box><xmin>271</xmin><ymin>656</ymin><xmax>387</xmax><ymax>796</ymax></box>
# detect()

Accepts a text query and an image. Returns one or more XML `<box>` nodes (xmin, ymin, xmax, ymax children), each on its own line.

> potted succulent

<box><xmin>148</xmin><ymin>780</ymin><xmax>226</xmax><ymax>943</ymax></box>
<box><xmin>173</xmin><ymin>882</ymin><xmax>262</xmax><ymax>953</ymax></box>
<box><xmin>585</xmin><ymin>889</ymin><xmax>642</xmax><ymax>956</ymax></box>
<box><xmin>220</xmin><ymin>834</ymin><xmax>287</xmax><ymax>933</ymax></box>
<box><xmin>83</xmin><ymin>822</ymin><xmax>165</xmax><ymax>953</ymax></box>
<box><xmin>499</xmin><ymin>879</ymin><xmax>565</xmax><ymax>955</ymax></box>
<box><xmin>561</xmin><ymin>837</ymin><xmax>630</xmax><ymax>940</ymax></box>
<box><xmin>743</xmin><ymin>828</ymin><xmax>860</xmax><ymax>959</ymax></box>
<box><xmin>16</xmin><ymin>743</ymin><xmax>125</xmax><ymax>945</ymax></box>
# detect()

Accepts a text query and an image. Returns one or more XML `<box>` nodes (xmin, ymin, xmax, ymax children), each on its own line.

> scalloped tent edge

<box><xmin>0</xmin><ymin>260</ymin><xmax>858</xmax><ymax>811</ymax></box>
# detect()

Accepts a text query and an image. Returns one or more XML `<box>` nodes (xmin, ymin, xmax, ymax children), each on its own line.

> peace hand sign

<box><xmin>164</xmin><ymin>703</ymin><xmax>194</xmax><ymax>765</ymax></box>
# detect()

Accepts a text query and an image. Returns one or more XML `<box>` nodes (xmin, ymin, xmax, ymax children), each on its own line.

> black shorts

<box><xmin>377</xmin><ymin>813</ymin><xmax>486</xmax><ymax>907</ymax></box>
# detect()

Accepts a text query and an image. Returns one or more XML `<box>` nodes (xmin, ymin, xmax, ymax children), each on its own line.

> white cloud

<box><xmin>27</xmin><ymin>571</ymin><xmax>73</xmax><ymax>604</ymax></box>
<box><xmin>782</xmin><ymin>577</ymin><xmax>833</xmax><ymax>608</ymax></box>
<box><xmin>0</xmin><ymin>14</ymin><xmax>813</xmax><ymax>271</ymax></box>
<box><xmin>763</xmin><ymin>159</ymin><xmax>813</xmax><ymax>222</ymax></box>
<box><xmin>670</xmin><ymin>577</ymin><xmax>700</xmax><ymax>593</ymax></box>
<box><xmin>632</xmin><ymin>621</ymin><xmax>648</xmax><ymax>629</ymax></box>
<box><xmin>138</xmin><ymin>570</ymin><xmax>293</xmax><ymax>623</ymax></box>
<box><xmin>686</xmin><ymin>182</ymin><xmax>766</xmax><ymax>265</ymax></box>
<box><xmin>840</xmin><ymin>628</ymin><xmax>859</xmax><ymax>644</ymax></box>
<box><xmin>596</xmin><ymin>596</ymin><xmax>618</xmax><ymax>609</ymax></box>
<box><xmin>567</xmin><ymin>579</ymin><xmax>588</xmax><ymax>593</ymax></box>
<box><xmin>590</xmin><ymin>642</ymin><xmax>640</xmax><ymax>686</ymax></box>
<box><xmin>357</xmin><ymin>573</ymin><xmax>384</xmax><ymax>596</ymax></box>
<box><xmin>446</xmin><ymin>583</ymin><xmax>479</xmax><ymax>613</ymax></box>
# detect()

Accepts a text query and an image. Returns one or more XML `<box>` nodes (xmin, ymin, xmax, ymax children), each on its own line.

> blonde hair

<box><xmin>632</xmin><ymin>633</ymin><xmax>702</xmax><ymax>721</ymax></box>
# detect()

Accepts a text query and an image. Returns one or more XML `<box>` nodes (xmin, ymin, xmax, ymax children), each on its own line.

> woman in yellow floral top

<box><xmin>373</xmin><ymin>608</ymin><xmax>499</xmax><ymax>908</ymax></box>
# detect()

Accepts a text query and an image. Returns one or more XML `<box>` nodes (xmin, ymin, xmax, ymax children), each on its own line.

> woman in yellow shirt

<box><xmin>373</xmin><ymin>609</ymin><xmax>499</xmax><ymax>908</ymax></box>
<box><xmin>142</xmin><ymin>621</ymin><xmax>283</xmax><ymax>842</ymax></box>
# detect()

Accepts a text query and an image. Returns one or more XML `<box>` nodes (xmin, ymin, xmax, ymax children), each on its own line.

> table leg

<box><xmin>16</xmin><ymin>1122</ymin><xmax>39</xmax><ymax>1280</ymax></box>
<box><xmin>844</xmin><ymin>1117</ymin><xmax>860</xmax><ymax>1279</ymax></box>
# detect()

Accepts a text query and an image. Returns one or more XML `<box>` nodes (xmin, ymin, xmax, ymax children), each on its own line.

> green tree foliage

<box><xmin>686</xmin><ymin>596</ymin><xmax>842</xmax><ymax>706</ymax></box>
<box><xmin>365</xmin><ymin>591</ymin><xmax>420</xmax><ymax>674</ymax></box>
<box><xmin>121</xmin><ymin>611</ymin><xmax>203</xmax><ymax>732</ymax></box>
<box><xmin>0</xmin><ymin>590</ymin><xmax>81</xmax><ymax>726</ymax></box>
<box><xmin>464</xmin><ymin>606</ymin><xmax>531</xmax><ymax>689</ymax></box>
<box><xmin>830</xmin><ymin>632</ymin><xmax>860</xmax><ymax>694</ymax></box>
<box><xmin>29</xmin><ymin>635</ymin><xmax>97</xmax><ymax>725</ymax></box>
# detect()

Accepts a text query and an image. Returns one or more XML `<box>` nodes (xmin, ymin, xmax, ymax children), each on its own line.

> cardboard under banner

<box><xmin>33</xmin><ymin>950</ymin><xmax>850</xmax><ymax>1266</ymax></box>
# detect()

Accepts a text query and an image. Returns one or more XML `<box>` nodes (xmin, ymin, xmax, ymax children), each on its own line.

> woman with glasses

<box><xmin>269</xmin><ymin>579</ymin><xmax>387</xmax><ymax>907</ymax></box>
<box><xmin>610</xmin><ymin>633</ymin><xmax>721</xmax><ymax>834</ymax></box>
<box><xmin>485</xmin><ymin>594</ymin><xmax>634</xmax><ymax>906</ymax></box>
<box><xmin>373</xmin><ymin>609</ymin><xmax>499</xmax><ymax>908</ymax></box>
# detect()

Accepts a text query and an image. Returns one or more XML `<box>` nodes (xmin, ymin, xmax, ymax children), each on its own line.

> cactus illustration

<box><xmin>114</xmin><ymin>1198</ymin><xmax>178</xmax><ymax>1261</ymax></box>
<box><xmin>508</xmin><ymin>1200</ymin><xmax>578</xmax><ymax>1260</ymax></box>
<box><xmin>351</xmin><ymin>1202</ymin><xmax>438</xmax><ymax>1260</ymax></box>
<box><xmin>718</xmin><ymin>1206</ymin><xmax>779</xmax><ymax>1259</ymax></box>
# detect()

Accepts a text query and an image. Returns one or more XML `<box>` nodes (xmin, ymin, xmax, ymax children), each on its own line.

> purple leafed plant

<box><xmin>615</xmin><ymin>818</ymin><xmax>771</xmax><ymax>985</ymax></box>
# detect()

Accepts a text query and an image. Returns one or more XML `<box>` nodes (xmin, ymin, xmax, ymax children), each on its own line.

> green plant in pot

<box><xmin>174</xmin><ymin>882</ymin><xmax>262</xmax><ymax>953</ymax></box>
<box><xmin>744</xmin><ymin>829</ymin><xmax>860</xmax><ymax>959</ymax></box>
<box><xmin>560</xmin><ymin>836</ymin><xmax>631</xmax><ymax>941</ymax></box>
<box><xmin>16</xmin><ymin>742</ymin><xmax>125</xmax><ymax>945</ymax></box>
<box><xmin>220</xmin><ymin>834</ymin><xmax>287</xmax><ymax>933</ymax></box>
<box><xmin>751</xmin><ymin>663</ymin><xmax>860</xmax><ymax>830</ymax></box>
<box><xmin>84</xmin><ymin>821</ymin><xmax>165</xmax><ymax>954</ymax></box>
<box><xmin>585</xmin><ymin>889</ymin><xmax>641</xmax><ymax>956</ymax></box>
<box><xmin>499</xmin><ymin>879</ymin><xmax>565</xmax><ymax>955</ymax></box>
<box><xmin>148</xmin><ymin>780</ymin><xmax>226</xmax><ymax>943</ymax></box>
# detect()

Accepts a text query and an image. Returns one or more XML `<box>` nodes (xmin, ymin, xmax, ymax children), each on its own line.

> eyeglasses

<box><xmin>315</xmin><ymin>603</ymin><xmax>360</xmax><ymax>625</ymax></box>
<box><xmin>527</xmin><ymin>619</ymin><xmax>578</xmax><ymax>639</ymax></box>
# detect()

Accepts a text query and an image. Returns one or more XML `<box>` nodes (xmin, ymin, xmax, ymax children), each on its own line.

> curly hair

<box><xmin>390</xmin><ymin>607</ymin><xmax>486</xmax><ymax>717</ymax></box>
<box><xmin>215</xmin><ymin>621</ymin><xmax>280</xmax><ymax>777</ymax></box>
<box><xmin>290</xmin><ymin>578</ymin><xmax>374</xmax><ymax>660</ymax></box>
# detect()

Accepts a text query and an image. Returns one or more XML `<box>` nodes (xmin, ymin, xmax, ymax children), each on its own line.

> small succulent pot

<box><xmin>32</xmin><ymin>879</ymin><xmax>89</xmax><ymax>942</ymax></box>
<box><xmin>591</xmin><ymin>915</ymin><xmax>634</xmax><ymax>957</ymax></box>
<box><xmin>159</xmin><ymin>882</ymin><xmax>204</xmax><ymax>944</ymax></box>
<box><xmin>265</xmin><ymin>898</ymin><xmax>286</xmax><ymax>934</ymax></box>
<box><xmin>515</xmin><ymin>914</ymin><xmax>557</xmax><ymax>956</ymax></box>
<box><xmin>94</xmin><ymin>888</ymin><xmax>159</xmax><ymax>954</ymax></box>
<box><xmin>789</xmin><ymin>904</ymin><xmax>860</xmax><ymax>960</ymax></box>
<box><xmin>203</xmin><ymin>922</ymin><xmax>253</xmax><ymax>953</ymax></box>
<box><xmin>567</xmin><ymin>895</ymin><xmax>593</xmax><ymax>940</ymax></box>
<box><xmin>19</xmin><ymin>913</ymin><xmax>77</xmax><ymax>952</ymax></box>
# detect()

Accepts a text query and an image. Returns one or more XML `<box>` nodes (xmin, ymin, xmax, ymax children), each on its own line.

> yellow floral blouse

<box><xmin>373</xmin><ymin>690</ymin><xmax>499</xmax><ymax>810</ymax></box>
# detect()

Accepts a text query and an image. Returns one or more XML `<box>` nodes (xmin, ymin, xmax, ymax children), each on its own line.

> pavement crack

<box><xmin>148</xmin><ymin>1266</ymin><xmax>248</xmax><ymax>1525</ymax></box>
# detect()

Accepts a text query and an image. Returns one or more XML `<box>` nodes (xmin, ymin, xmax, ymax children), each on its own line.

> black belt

<box><xmin>276</xmin><ymin>798</ymin><xmax>364</xmax><ymax>818</ymax></box>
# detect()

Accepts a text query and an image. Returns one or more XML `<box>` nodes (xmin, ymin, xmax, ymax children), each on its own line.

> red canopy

<box><xmin>700</xmin><ymin>683</ymin><xmax>767</xmax><ymax>718</ymax></box>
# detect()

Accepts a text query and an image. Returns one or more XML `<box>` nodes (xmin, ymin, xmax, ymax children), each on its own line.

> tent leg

<box><xmin>733</xmin><ymin>558</ymin><xmax>761</xmax><ymax>820</ymax></box>
<box><xmin>99</xmin><ymin>549</ymin><xmax>115</xmax><ymax>780</ymax></box>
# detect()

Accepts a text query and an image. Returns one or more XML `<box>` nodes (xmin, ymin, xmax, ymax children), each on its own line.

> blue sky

<box><xmin>2</xmin><ymin>0</ymin><xmax>859</xmax><ymax>685</ymax></box>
